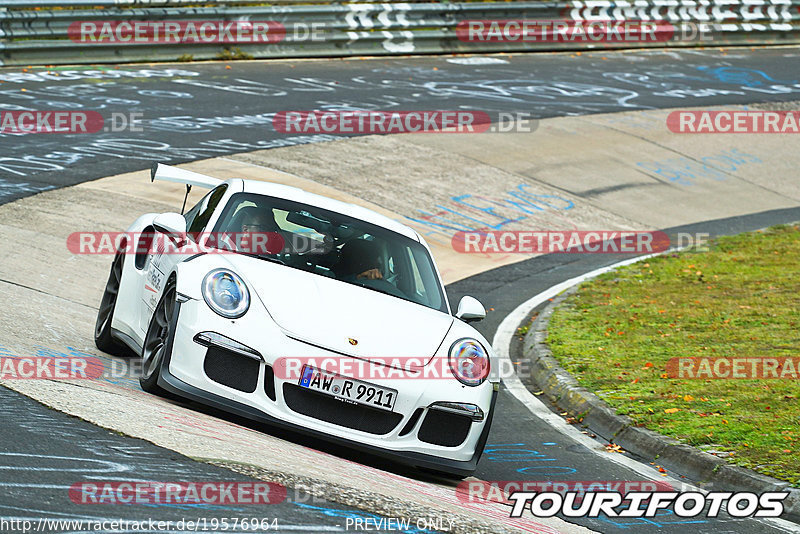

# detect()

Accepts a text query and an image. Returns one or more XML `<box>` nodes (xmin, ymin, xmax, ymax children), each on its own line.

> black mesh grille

<box><xmin>418</xmin><ymin>409</ymin><xmax>472</xmax><ymax>447</ymax></box>
<box><xmin>282</xmin><ymin>383</ymin><xmax>402</xmax><ymax>435</ymax></box>
<box><xmin>203</xmin><ymin>347</ymin><xmax>259</xmax><ymax>393</ymax></box>
<box><xmin>264</xmin><ymin>364</ymin><xmax>276</xmax><ymax>401</ymax></box>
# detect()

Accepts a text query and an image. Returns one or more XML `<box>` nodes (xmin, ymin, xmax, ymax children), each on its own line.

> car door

<box><xmin>139</xmin><ymin>184</ymin><xmax>229</xmax><ymax>334</ymax></box>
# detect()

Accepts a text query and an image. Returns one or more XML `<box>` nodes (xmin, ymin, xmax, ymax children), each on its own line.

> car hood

<box><xmin>226</xmin><ymin>255</ymin><xmax>453</xmax><ymax>366</ymax></box>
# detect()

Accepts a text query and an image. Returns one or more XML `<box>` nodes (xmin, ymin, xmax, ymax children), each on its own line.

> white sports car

<box><xmin>94</xmin><ymin>163</ymin><xmax>498</xmax><ymax>477</ymax></box>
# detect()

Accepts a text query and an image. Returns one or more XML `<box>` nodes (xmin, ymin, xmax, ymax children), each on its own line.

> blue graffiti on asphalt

<box><xmin>483</xmin><ymin>443</ymin><xmax>577</xmax><ymax>475</ymax></box>
<box><xmin>594</xmin><ymin>507</ymin><xmax>709</xmax><ymax>529</ymax></box>
<box><xmin>696</xmin><ymin>66</ymin><xmax>796</xmax><ymax>87</ymax></box>
<box><xmin>293</xmin><ymin>503</ymin><xmax>436</xmax><ymax>533</ymax></box>
<box><xmin>636</xmin><ymin>149</ymin><xmax>761</xmax><ymax>186</ymax></box>
<box><xmin>1</xmin><ymin>344</ymin><xmax>100</xmax><ymax>363</ymax></box>
<box><xmin>405</xmin><ymin>184</ymin><xmax>574</xmax><ymax>247</ymax></box>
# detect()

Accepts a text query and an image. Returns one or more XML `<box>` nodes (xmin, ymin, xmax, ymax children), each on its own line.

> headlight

<box><xmin>448</xmin><ymin>338</ymin><xmax>490</xmax><ymax>387</ymax></box>
<box><xmin>202</xmin><ymin>269</ymin><xmax>250</xmax><ymax>319</ymax></box>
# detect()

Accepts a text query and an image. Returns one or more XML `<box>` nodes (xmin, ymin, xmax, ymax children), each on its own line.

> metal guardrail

<box><xmin>1</xmin><ymin>1</ymin><xmax>799</xmax><ymax>66</ymax></box>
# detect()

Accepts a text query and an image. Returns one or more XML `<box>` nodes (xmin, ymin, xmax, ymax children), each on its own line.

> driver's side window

<box><xmin>184</xmin><ymin>185</ymin><xmax>228</xmax><ymax>237</ymax></box>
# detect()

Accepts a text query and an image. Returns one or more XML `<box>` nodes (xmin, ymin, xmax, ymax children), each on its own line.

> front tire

<box><xmin>95</xmin><ymin>252</ymin><xmax>126</xmax><ymax>355</ymax></box>
<box><xmin>139</xmin><ymin>282</ymin><xmax>177</xmax><ymax>396</ymax></box>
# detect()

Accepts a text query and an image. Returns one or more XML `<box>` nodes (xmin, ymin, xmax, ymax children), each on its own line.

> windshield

<box><xmin>211</xmin><ymin>193</ymin><xmax>448</xmax><ymax>313</ymax></box>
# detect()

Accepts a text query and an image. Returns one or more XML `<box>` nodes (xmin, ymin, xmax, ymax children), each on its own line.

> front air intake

<box><xmin>417</xmin><ymin>408</ymin><xmax>472</xmax><ymax>447</ymax></box>
<box><xmin>203</xmin><ymin>347</ymin><xmax>259</xmax><ymax>393</ymax></box>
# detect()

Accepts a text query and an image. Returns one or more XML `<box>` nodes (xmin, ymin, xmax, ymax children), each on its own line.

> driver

<box><xmin>240</xmin><ymin>210</ymin><xmax>277</xmax><ymax>234</ymax></box>
<box><xmin>336</xmin><ymin>238</ymin><xmax>383</xmax><ymax>280</ymax></box>
<box><xmin>236</xmin><ymin>207</ymin><xmax>285</xmax><ymax>254</ymax></box>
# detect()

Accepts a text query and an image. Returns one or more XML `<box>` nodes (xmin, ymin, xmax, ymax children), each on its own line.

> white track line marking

<box><xmin>492</xmin><ymin>253</ymin><xmax>800</xmax><ymax>533</ymax></box>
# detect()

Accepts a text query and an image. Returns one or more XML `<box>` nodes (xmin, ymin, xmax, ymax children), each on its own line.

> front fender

<box><xmin>436</xmin><ymin>322</ymin><xmax>500</xmax><ymax>386</ymax></box>
<box><xmin>124</xmin><ymin>213</ymin><xmax>160</xmax><ymax>234</ymax></box>
<box><xmin>173</xmin><ymin>253</ymin><xmax>238</xmax><ymax>301</ymax></box>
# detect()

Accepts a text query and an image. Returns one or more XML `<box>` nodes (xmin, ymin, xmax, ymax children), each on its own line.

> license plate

<box><xmin>299</xmin><ymin>366</ymin><xmax>397</xmax><ymax>411</ymax></box>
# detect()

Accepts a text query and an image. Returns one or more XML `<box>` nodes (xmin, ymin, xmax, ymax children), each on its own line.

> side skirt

<box><xmin>111</xmin><ymin>328</ymin><xmax>143</xmax><ymax>356</ymax></box>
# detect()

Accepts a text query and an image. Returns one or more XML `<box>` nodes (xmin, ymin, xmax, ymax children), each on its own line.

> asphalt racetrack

<box><xmin>3</xmin><ymin>47</ymin><xmax>800</xmax><ymax>202</ymax></box>
<box><xmin>1</xmin><ymin>47</ymin><xmax>800</xmax><ymax>534</ymax></box>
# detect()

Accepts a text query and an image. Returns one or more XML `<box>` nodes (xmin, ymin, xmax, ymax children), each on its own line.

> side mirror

<box><xmin>153</xmin><ymin>212</ymin><xmax>187</xmax><ymax>242</ymax></box>
<box><xmin>455</xmin><ymin>296</ymin><xmax>486</xmax><ymax>323</ymax></box>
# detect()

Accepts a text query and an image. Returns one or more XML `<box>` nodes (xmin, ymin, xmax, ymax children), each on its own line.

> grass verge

<box><xmin>547</xmin><ymin>224</ymin><xmax>800</xmax><ymax>485</ymax></box>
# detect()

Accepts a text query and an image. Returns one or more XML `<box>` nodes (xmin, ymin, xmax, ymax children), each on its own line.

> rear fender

<box><xmin>110</xmin><ymin>214</ymin><xmax>160</xmax><ymax>339</ymax></box>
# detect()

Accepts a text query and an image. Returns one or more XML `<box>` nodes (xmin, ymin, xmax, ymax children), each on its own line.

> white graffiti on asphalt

<box><xmin>3</xmin><ymin>59</ymin><xmax>800</xmax><ymax>181</ymax></box>
<box><xmin>166</xmin><ymin>73</ymin><xmax>647</xmax><ymax>111</ymax></box>
<box><xmin>144</xmin><ymin>112</ymin><xmax>277</xmax><ymax>132</ymax></box>
<box><xmin>0</xmin><ymin>136</ymin><xmax>338</xmax><ymax>178</ymax></box>
<box><xmin>172</xmin><ymin>77</ymin><xmax>289</xmax><ymax>97</ymax></box>
<box><xmin>417</xmin><ymin>79</ymin><xmax>646</xmax><ymax>108</ymax></box>
<box><xmin>0</xmin><ymin>68</ymin><xmax>200</xmax><ymax>84</ymax></box>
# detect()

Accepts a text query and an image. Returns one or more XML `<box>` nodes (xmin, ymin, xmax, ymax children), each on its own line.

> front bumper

<box><xmin>156</xmin><ymin>298</ymin><xmax>498</xmax><ymax>477</ymax></box>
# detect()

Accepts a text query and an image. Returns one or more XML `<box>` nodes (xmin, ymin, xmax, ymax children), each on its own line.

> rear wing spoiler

<box><xmin>150</xmin><ymin>162</ymin><xmax>223</xmax><ymax>189</ymax></box>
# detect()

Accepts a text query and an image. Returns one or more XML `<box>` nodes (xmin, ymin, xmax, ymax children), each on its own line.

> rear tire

<box><xmin>139</xmin><ymin>282</ymin><xmax>177</xmax><ymax>396</ymax></box>
<box><xmin>94</xmin><ymin>252</ymin><xmax>126</xmax><ymax>355</ymax></box>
